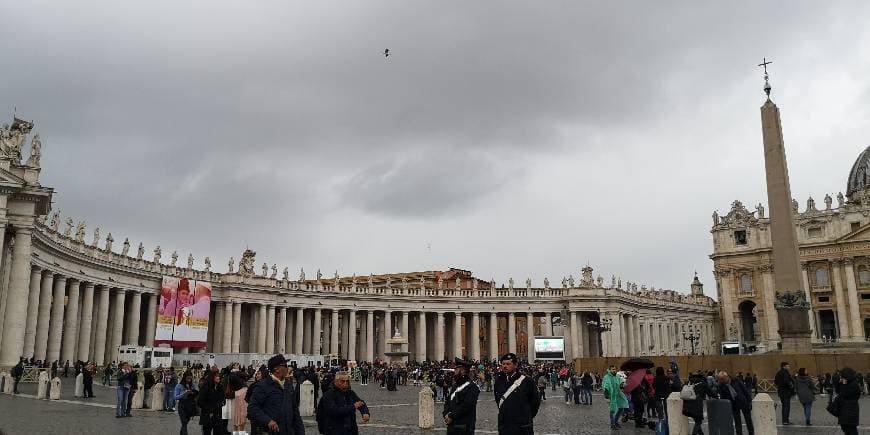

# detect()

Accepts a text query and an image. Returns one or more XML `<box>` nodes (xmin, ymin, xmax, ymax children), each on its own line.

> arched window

<box><xmin>856</xmin><ymin>265</ymin><xmax>870</xmax><ymax>287</ymax></box>
<box><xmin>740</xmin><ymin>274</ymin><xmax>753</xmax><ymax>293</ymax></box>
<box><xmin>815</xmin><ymin>268</ymin><xmax>829</xmax><ymax>287</ymax></box>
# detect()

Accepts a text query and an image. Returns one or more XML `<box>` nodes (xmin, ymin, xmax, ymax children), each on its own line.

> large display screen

<box><xmin>534</xmin><ymin>337</ymin><xmax>565</xmax><ymax>360</ymax></box>
<box><xmin>154</xmin><ymin>276</ymin><xmax>211</xmax><ymax>348</ymax></box>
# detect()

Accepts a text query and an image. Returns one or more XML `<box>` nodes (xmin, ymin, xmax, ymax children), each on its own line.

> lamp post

<box><xmin>683</xmin><ymin>325</ymin><xmax>701</xmax><ymax>355</ymax></box>
<box><xmin>586</xmin><ymin>311</ymin><xmax>612</xmax><ymax>357</ymax></box>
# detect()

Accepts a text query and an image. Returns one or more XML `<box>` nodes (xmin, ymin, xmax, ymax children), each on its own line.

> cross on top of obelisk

<box><xmin>758</xmin><ymin>57</ymin><xmax>773</xmax><ymax>98</ymax></box>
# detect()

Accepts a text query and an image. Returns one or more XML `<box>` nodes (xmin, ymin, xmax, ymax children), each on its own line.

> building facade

<box><xmin>0</xmin><ymin>117</ymin><xmax>719</xmax><ymax>368</ymax></box>
<box><xmin>711</xmin><ymin>146</ymin><xmax>870</xmax><ymax>352</ymax></box>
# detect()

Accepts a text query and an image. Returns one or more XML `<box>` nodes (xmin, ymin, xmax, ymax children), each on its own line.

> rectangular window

<box><xmin>818</xmin><ymin>296</ymin><xmax>830</xmax><ymax>303</ymax></box>
<box><xmin>808</xmin><ymin>227</ymin><xmax>823</xmax><ymax>238</ymax></box>
<box><xmin>734</xmin><ymin>230</ymin><xmax>748</xmax><ymax>246</ymax></box>
<box><xmin>862</xmin><ymin>293</ymin><xmax>870</xmax><ymax>300</ymax></box>
<box><xmin>851</xmin><ymin>222</ymin><xmax>861</xmax><ymax>232</ymax></box>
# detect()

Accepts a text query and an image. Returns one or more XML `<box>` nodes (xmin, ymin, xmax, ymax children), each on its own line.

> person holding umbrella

<box><xmin>620</xmin><ymin>358</ymin><xmax>656</xmax><ymax>429</ymax></box>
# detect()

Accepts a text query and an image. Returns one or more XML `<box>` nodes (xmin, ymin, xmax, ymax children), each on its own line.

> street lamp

<box><xmin>683</xmin><ymin>325</ymin><xmax>701</xmax><ymax>355</ymax></box>
<box><xmin>586</xmin><ymin>311</ymin><xmax>613</xmax><ymax>357</ymax></box>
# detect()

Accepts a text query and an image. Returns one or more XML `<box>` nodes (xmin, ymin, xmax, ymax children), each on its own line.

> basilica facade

<box><xmin>711</xmin><ymin>146</ymin><xmax>870</xmax><ymax>352</ymax></box>
<box><xmin>0</xmin><ymin>117</ymin><xmax>718</xmax><ymax>368</ymax></box>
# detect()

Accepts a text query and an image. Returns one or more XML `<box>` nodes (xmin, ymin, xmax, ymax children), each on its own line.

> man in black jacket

<box><xmin>247</xmin><ymin>355</ymin><xmax>305</xmax><ymax>435</ymax></box>
<box><xmin>443</xmin><ymin>358</ymin><xmax>480</xmax><ymax>435</ymax></box>
<box><xmin>774</xmin><ymin>362</ymin><xmax>795</xmax><ymax>425</ymax></box>
<box><xmin>493</xmin><ymin>353</ymin><xmax>540</xmax><ymax>435</ymax></box>
<box><xmin>319</xmin><ymin>371</ymin><xmax>370</xmax><ymax>435</ymax></box>
<box><xmin>717</xmin><ymin>371</ymin><xmax>754</xmax><ymax>435</ymax></box>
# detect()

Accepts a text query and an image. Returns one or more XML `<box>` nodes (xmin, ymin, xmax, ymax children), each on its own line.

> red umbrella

<box><xmin>623</xmin><ymin>368</ymin><xmax>646</xmax><ymax>394</ymax></box>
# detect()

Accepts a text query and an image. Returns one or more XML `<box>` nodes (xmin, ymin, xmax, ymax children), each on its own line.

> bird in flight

<box><xmin>383</xmin><ymin>48</ymin><xmax>390</xmax><ymax>58</ymax></box>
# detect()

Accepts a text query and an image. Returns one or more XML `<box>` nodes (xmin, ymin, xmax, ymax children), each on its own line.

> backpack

<box><xmin>679</xmin><ymin>382</ymin><xmax>697</xmax><ymax>400</ymax></box>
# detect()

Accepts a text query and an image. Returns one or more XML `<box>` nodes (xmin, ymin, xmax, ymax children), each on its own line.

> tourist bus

<box><xmin>115</xmin><ymin>345</ymin><xmax>174</xmax><ymax>368</ymax></box>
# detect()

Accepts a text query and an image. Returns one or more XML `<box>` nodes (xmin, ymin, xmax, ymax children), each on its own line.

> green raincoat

<box><xmin>602</xmin><ymin>372</ymin><xmax>629</xmax><ymax>413</ymax></box>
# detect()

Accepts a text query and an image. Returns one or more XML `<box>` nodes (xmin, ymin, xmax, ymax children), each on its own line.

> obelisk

<box><xmin>758</xmin><ymin>59</ymin><xmax>812</xmax><ymax>353</ymax></box>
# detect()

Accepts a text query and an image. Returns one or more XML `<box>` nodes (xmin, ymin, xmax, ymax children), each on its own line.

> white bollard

<box><xmin>74</xmin><ymin>373</ymin><xmax>84</xmax><ymax>397</ymax></box>
<box><xmin>300</xmin><ymin>380</ymin><xmax>315</xmax><ymax>417</ymax></box>
<box><xmin>666</xmin><ymin>392</ymin><xmax>690</xmax><ymax>435</ymax></box>
<box><xmin>418</xmin><ymin>386</ymin><xmax>435</xmax><ymax>429</ymax></box>
<box><xmin>1</xmin><ymin>372</ymin><xmax>12</xmax><ymax>394</ymax></box>
<box><xmin>37</xmin><ymin>372</ymin><xmax>50</xmax><ymax>399</ymax></box>
<box><xmin>150</xmin><ymin>383</ymin><xmax>165</xmax><ymax>411</ymax></box>
<box><xmin>751</xmin><ymin>393</ymin><xmax>776</xmax><ymax>434</ymax></box>
<box><xmin>50</xmin><ymin>377</ymin><xmax>62</xmax><ymax>400</ymax></box>
<box><xmin>131</xmin><ymin>382</ymin><xmax>145</xmax><ymax>409</ymax></box>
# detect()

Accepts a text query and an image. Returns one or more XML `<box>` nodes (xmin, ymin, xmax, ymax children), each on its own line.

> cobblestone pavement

<box><xmin>1</xmin><ymin>379</ymin><xmax>869</xmax><ymax>434</ymax></box>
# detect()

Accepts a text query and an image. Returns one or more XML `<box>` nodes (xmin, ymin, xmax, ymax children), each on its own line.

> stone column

<box><xmin>843</xmin><ymin>261</ymin><xmax>864</xmax><ymax>340</ymax></box>
<box><xmin>544</xmin><ymin>312</ymin><xmax>553</xmax><ymax>336</ymax></box>
<box><xmin>294</xmin><ymin>307</ymin><xmax>304</xmax><ymax>354</ymax></box>
<box><xmin>800</xmin><ymin>266</ymin><xmax>815</xmax><ymax>338</ymax></box>
<box><xmin>401</xmin><ymin>311</ymin><xmax>409</xmax><ymax>353</ymax></box>
<box><xmin>110</xmin><ymin>289</ymin><xmax>127</xmax><ymax>362</ymax></box>
<box><xmin>34</xmin><ymin>271</ymin><xmax>54</xmax><ymax>361</ymax></box>
<box><xmin>417</xmin><ymin>312</ymin><xmax>427</xmax><ymax>361</ymax></box>
<box><xmin>77</xmin><ymin>283</ymin><xmax>95</xmax><ymax>362</ymax></box>
<box><xmin>489</xmin><ymin>313</ymin><xmax>498</xmax><ymax>361</ymax></box>
<box><xmin>608</xmin><ymin>312</ymin><xmax>623</xmax><ymax>357</ymax></box>
<box><xmin>526</xmin><ymin>312</ymin><xmax>534</xmax><ymax>361</ymax></box>
<box><xmin>831</xmin><ymin>263</ymin><xmax>851</xmax><ymax>339</ymax></box>
<box><xmin>145</xmin><ymin>292</ymin><xmax>157</xmax><ymax>346</ymax></box>
<box><xmin>312</xmin><ymin>308</ymin><xmax>322</xmax><ymax>354</ymax></box>
<box><xmin>366</xmin><ymin>311</ymin><xmax>374</xmax><ymax>362</ymax></box>
<box><xmin>453</xmin><ymin>313</ymin><xmax>463</xmax><ymax>358</ymax></box>
<box><xmin>470</xmin><ymin>312</ymin><xmax>480</xmax><ymax>360</ymax></box>
<box><xmin>508</xmin><ymin>313</ymin><xmax>516</xmax><ymax>354</ymax></box>
<box><xmin>570</xmin><ymin>312</ymin><xmax>581</xmax><ymax>358</ymax></box>
<box><xmin>760</xmin><ymin>268</ymin><xmax>781</xmax><ymax>345</ymax></box>
<box><xmin>257</xmin><ymin>304</ymin><xmax>267</xmax><ymax>353</ymax></box>
<box><xmin>266</xmin><ymin>305</ymin><xmax>276</xmax><ymax>353</ymax></box>
<box><xmin>223</xmin><ymin>302</ymin><xmax>234</xmax><ymax>353</ymax></box>
<box><xmin>126</xmin><ymin>291</ymin><xmax>141</xmax><ymax>346</ymax></box>
<box><xmin>435</xmin><ymin>313</ymin><xmax>445</xmax><ymax>361</ymax></box>
<box><xmin>0</xmin><ymin>228</ymin><xmax>34</xmax><ymax>366</ymax></box>
<box><xmin>383</xmin><ymin>311</ymin><xmax>392</xmax><ymax>359</ymax></box>
<box><xmin>231</xmin><ymin>302</ymin><xmax>242</xmax><ymax>353</ymax></box>
<box><xmin>330</xmin><ymin>309</ymin><xmax>339</xmax><ymax>355</ymax></box>
<box><xmin>347</xmin><ymin>310</ymin><xmax>356</xmax><ymax>361</ymax></box>
<box><xmin>276</xmin><ymin>306</ymin><xmax>286</xmax><ymax>353</ymax></box>
<box><xmin>93</xmin><ymin>286</ymin><xmax>110</xmax><ymax>366</ymax></box>
<box><xmin>22</xmin><ymin>266</ymin><xmax>43</xmax><ymax>358</ymax></box>
<box><xmin>46</xmin><ymin>275</ymin><xmax>68</xmax><ymax>363</ymax></box>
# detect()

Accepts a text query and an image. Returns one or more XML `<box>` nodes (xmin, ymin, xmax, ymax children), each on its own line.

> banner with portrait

<box><xmin>154</xmin><ymin>276</ymin><xmax>211</xmax><ymax>348</ymax></box>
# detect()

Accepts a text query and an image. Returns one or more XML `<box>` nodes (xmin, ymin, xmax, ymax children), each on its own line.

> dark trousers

<box><xmin>572</xmin><ymin>387</ymin><xmax>581</xmax><ymax>404</ymax></box>
<box><xmin>201</xmin><ymin>423</ymin><xmax>219</xmax><ymax>435</ymax></box>
<box><xmin>83</xmin><ymin>380</ymin><xmax>94</xmax><ymax>398</ymax></box>
<box><xmin>581</xmin><ymin>387</ymin><xmax>592</xmax><ymax>404</ymax></box>
<box><xmin>778</xmin><ymin>392</ymin><xmax>791</xmax><ymax>423</ymax></box>
<box><xmin>732</xmin><ymin>406</ymin><xmax>754</xmax><ymax>435</ymax></box>
<box><xmin>179</xmin><ymin>413</ymin><xmax>191</xmax><ymax>435</ymax></box>
<box><xmin>633</xmin><ymin>400</ymin><xmax>646</xmax><ymax>426</ymax></box>
<box><xmin>13</xmin><ymin>378</ymin><xmax>20</xmax><ymax>394</ymax></box>
<box><xmin>841</xmin><ymin>425</ymin><xmax>858</xmax><ymax>435</ymax></box>
<box><xmin>126</xmin><ymin>389</ymin><xmax>136</xmax><ymax>415</ymax></box>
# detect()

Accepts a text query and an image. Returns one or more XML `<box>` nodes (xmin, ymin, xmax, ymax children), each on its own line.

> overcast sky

<box><xmin>2</xmin><ymin>2</ymin><xmax>870</xmax><ymax>296</ymax></box>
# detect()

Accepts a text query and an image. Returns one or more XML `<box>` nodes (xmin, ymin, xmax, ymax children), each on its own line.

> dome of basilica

<box><xmin>846</xmin><ymin>144</ymin><xmax>870</xmax><ymax>201</ymax></box>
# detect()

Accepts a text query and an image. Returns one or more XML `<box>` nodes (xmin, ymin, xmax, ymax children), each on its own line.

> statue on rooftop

<box><xmin>170</xmin><ymin>251</ymin><xmax>178</xmax><ymax>267</ymax></box>
<box><xmin>49</xmin><ymin>210</ymin><xmax>60</xmax><ymax>232</ymax></box>
<box><xmin>299</xmin><ymin>267</ymin><xmax>305</xmax><ymax>282</ymax></box>
<box><xmin>204</xmin><ymin>257</ymin><xmax>211</xmax><ymax>272</ymax></box>
<box><xmin>121</xmin><ymin>238</ymin><xmax>130</xmax><ymax>257</ymax></box>
<box><xmin>837</xmin><ymin>192</ymin><xmax>845</xmax><ymax>208</ymax></box>
<box><xmin>153</xmin><ymin>246</ymin><xmax>162</xmax><ymax>264</ymax></box>
<box><xmin>187</xmin><ymin>253</ymin><xmax>194</xmax><ymax>269</ymax></box>
<box><xmin>270</xmin><ymin>264</ymin><xmax>278</xmax><ymax>279</ymax></box>
<box><xmin>91</xmin><ymin>227</ymin><xmax>100</xmax><ymax>247</ymax></box>
<box><xmin>74</xmin><ymin>221</ymin><xmax>86</xmax><ymax>243</ymax></box>
<box><xmin>228</xmin><ymin>257</ymin><xmax>234</xmax><ymax>273</ymax></box>
<box><xmin>137</xmin><ymin>242</ymin><xmax>145</xmax><ymax>260</ymax></box>
<box><xmin>756</xmin><ymin>203</ymin><xmax>765</xmax><ymax>219</ymax></box>
<box><xmin>282</xmin><ymin>267</ymin><xmax>289</xmax><ymax>281</ymax></box>
<box><xmin>105</xmin><ymin>233</ymin><xmax>113</xmax><ymax>253</ymax></box>
<box><xmin>824</xmin><ymin>194</ymin><xmax>833</xmax><ymax>210</ymax></box>
<box><xmin>25</xmin><ymin>134</ymin><xmax>41</xmax><ymax>167</ymax></box>
<box><xmin>261</xmin><ymin>262</ymin><xmax>268</xmax><ymax>277</ymax></box>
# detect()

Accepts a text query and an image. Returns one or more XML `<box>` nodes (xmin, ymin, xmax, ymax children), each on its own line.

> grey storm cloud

<box><xmin>1</xmin><ymin>1</ymin><xmax>869</xmax><ymax>294</ymax></box>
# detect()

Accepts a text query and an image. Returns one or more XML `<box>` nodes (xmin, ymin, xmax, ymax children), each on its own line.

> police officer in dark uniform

<box><xmin>442</xmin><ymin>357</ymin><xmax>480</xmax><ymax>434</ymax></box>
<box><xmin>493</xmin><ymin>353</ymin><xmax>540</xmax><ymax>435</ymax></box>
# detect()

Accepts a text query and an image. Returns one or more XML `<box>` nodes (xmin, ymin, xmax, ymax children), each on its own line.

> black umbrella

<box><xmin>620</xmin><ymin>357</ymin><xmax>655</xmax><ymax>372</ymax></box>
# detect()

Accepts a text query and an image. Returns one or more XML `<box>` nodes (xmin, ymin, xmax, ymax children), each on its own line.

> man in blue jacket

<box><xmin>319</xmin><ymin>371</ymin><xmax>370</xmax><ymax>434</ymax></box>
<box><xmin>247</xmin><ymin>355</ymin><xmax>305</xmax><ymax>434</ymax></box>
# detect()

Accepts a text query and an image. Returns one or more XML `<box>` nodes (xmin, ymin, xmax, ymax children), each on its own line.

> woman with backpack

<box><xmin>681</xmin><ymin>372</ymin><xmax>715</xmax><ymax>435</ymax></box>
<box><xmin>795</xmin><ymin>368</ymin><xmax>816</xmax><ymax>426</ymax></box>
<box><xmin>174</xmin><ymin>371</ymin><xmax>198</xmax><ymax>435</ymax></box>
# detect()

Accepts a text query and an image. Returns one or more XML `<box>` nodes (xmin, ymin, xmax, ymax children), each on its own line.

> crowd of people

<box><xmin>7</xmin><ymin>354</ymin><xmax>868</xmax><ymax>434</ymax></box>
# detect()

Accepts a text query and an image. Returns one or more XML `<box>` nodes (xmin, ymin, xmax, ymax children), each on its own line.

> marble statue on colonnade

<box><xmin>204</xmin><ymin>257</ymin><xmax>211</xmax><ymax>272</ymax></box>
<box><xmin>137</xmin><ymin>242</ymin><xmax>145</xmax><ymax>260</ymax></box>
<box><xmin>122</xmin><ymin>238</ymin><xmax>130</xmax><ymax>257</ymax></box>
<box><xmin>25</xmin><ymin>134</ymin><xmax>41</xmax><ymax>167</ymax></box>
